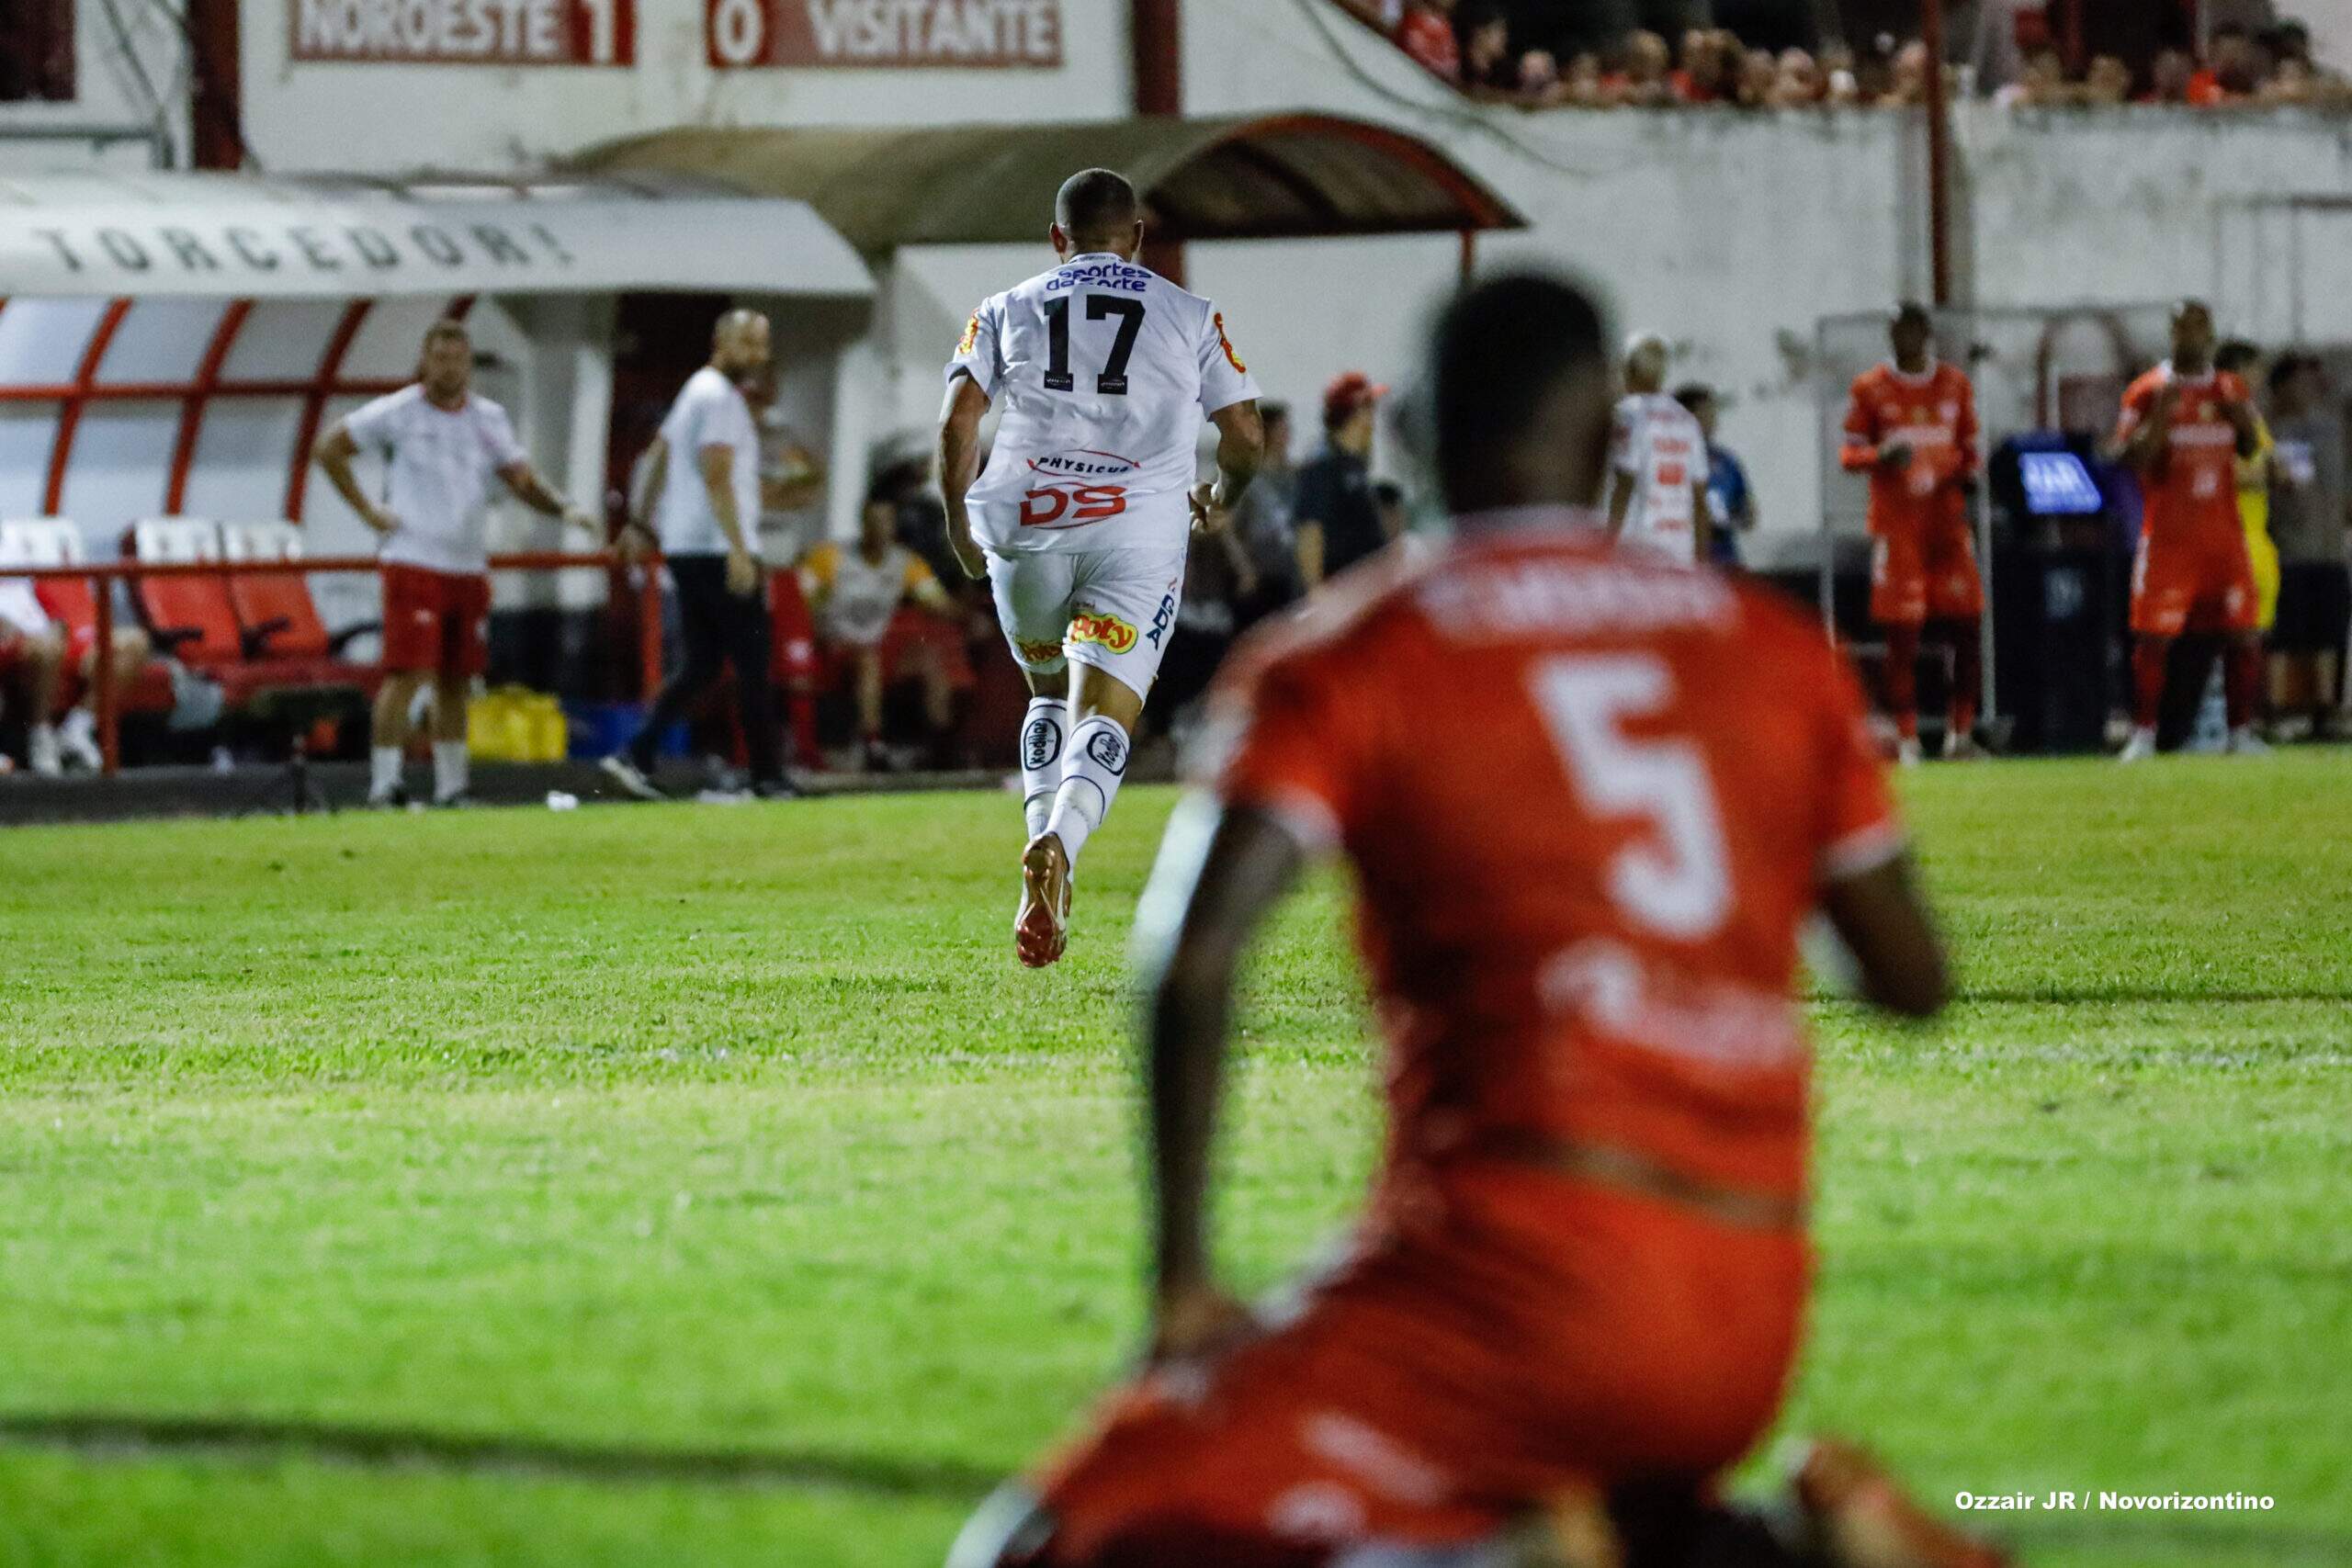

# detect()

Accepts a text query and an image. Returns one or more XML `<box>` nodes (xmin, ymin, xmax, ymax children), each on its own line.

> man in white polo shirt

<box><xmin>1606</xmin><ymin>331</ymin><xmax>1713</xmax><ymax>567</ymax></box>
<box><xmin>316</xmin><ymin>318</ymin><xmax>596</xmax><ymax>807</ymax></box>
<box><xmin>602</xmin><ymin>310</ymin><xmax>792</xmax><ymax>801</ymax></box>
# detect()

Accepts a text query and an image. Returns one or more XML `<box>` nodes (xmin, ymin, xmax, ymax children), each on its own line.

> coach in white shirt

<box><xmin>316</xmin><ymin>318</ymin><xmax>595</xmax><ymax>807</ymax></box>
<box><xmin>601</xmin><ymin>310</ymin><xmax>790</xmax><ymax>801</ymax></box>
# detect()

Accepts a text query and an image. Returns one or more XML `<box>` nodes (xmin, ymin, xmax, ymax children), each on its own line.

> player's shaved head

<box><xmin>1053</xmin><ymin>168</ymin><xmax>1142</xmax><ymax>256</ymax></box>
<box><xmin>1890</xmin><ymin>300</ymin><xmax>1934</xmax><ymax>368</ymax></box>
<box><xmin>1429</xmin><ymin>271</ymin><xmax>1613</xmax><ymax>516</ymax></box>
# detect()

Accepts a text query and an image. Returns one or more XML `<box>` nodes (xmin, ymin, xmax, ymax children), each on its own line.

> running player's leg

<box><xmin>1038</xmin><ymin>549</ymin><xmax>1183</xmax><ymax>870</ymax></box>
<box><xmin>1870</xmin><ymin>535</ymin><xmax>1926</xmax><ymax>763</ymax></box>
<box><xmin>1881</xmin><ymin>623</ymin><xmax>1921</xmax><ymax>760</ymax></box>
<box><xmin>428</xmin><ymin>572</ymin><xmax>488</xmax><ymax>806</ymax></box>
<box><xmin>1941</xmin><ymin>619</ymin><xmax>1981</xmax><ymax>757</ymax></box>
<box><xmin>1923</xmin><ymin>527</ymin><xmax>1985</xmax><ymax>758</ymax></box>
<box><xmin>987</xmin><ymin>550</ymin><xmax>1079</xmax><ymax>840</ymax></box>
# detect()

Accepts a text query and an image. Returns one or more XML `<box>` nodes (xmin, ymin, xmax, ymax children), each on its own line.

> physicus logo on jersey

<box><xmin>957</xmin><ymin>313</ymin><xmax>980</xmax><ymax>355</ymax></box>
<box><xmin>1047</xmin><ymin>259</ymin><xmax>1149</xmax><ymax>294</ymax></box>
<box><xmin>1069</xmin><ymin>606</ymin><xmax>1139</xmax><ymax>656</ymax></box>
<box><xmin>1213</xmin><ymin>311</ymin><xmax>1248</xmax><ymax>374</ymax></box>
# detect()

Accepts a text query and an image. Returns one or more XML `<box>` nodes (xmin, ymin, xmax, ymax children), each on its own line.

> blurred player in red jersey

<box><xmin>2108</xmin><ymin>301</ymin><xmax>2268</xmax><ymax>761</ymax></box>
<box><xmin>1842</xmin><ymin>303</ymin><xmax>1984</xmax><ymax>764</ymax></box>
<box><xmin>949</xmin><ymin>275</ymin><xmax>2010</xmax><ymax>1568</ymax></box>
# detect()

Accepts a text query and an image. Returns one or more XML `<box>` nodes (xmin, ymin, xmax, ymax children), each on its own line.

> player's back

<box><xmin>958</xmin><ymin>254</ymin><xmax>1250</xmax><ymax>552</ymax></box>
<box><xmin>1214</xmin><ymin>525</ymin><xmax>1897</xmax><ymax>1201</ymax></box>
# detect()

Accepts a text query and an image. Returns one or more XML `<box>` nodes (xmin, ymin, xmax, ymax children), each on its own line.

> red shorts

<box><xmin>1025</xmin><ymin>1168</ymin><xmax>1807</xmax><ymax>1564</ymax></box>
<box><xmin>381</xmin><ymin>564</ymin><xmax>490</xmax><ymax>678</ymax></box>
<box><xmin>1870</xmin><ymin>522</ymin><xmax>1983</xmax><ymax>626</ymax></box>
<box><xmin>2130</xmin><ymin>526</ymin><xmax>2258</xmax><ymax>637</ymax></box>
<box><xmin>814</xmin><ymin>608</ymin><xmax>976</xmax><ymax>691</ymax></box>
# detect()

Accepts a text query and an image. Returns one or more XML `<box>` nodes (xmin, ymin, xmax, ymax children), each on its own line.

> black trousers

<box><xmin>628</xmin><ymin>554</ymin><xmax>783</xmax><ymax>783</ymax></box>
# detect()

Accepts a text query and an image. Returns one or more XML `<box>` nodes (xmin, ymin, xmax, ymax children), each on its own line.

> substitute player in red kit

<box><xmin>1842</xmin><ymin>303</ymin><xmax>1984</xmax><ymax>764</ymax></box>
<box><xmin>2108</xmin><ymin>300</ymin><xmax>2268</xmax><ymax>762</ymax></box>
<box><xmin>949</xmin><ymin>275</ymin><xmax>2010</xmax><ymax>1568</ymax></box>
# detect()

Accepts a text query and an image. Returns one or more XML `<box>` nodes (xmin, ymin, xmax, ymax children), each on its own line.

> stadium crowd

<box><xmin>1340</xmin><ymin>0</ymin><xmax>2347</xmax><ymax>111</ymax></box>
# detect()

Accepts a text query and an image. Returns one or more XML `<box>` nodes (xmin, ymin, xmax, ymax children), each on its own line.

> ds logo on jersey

<box><xmin>1069</xmin><ymin>607</ymin><xmax>1139</xmax><ymax>655</ymax></box>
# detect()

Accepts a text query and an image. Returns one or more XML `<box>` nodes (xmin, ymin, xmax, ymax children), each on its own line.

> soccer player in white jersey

<box><xmin>939</xmin><ymin>169</ymin><xmax>1264</xmax><ymax>968</ymax></box>
<box><xmin>317</xmin><ymin>319</ymin><xmax>596</xmax><ymax>807</ymax></box>
<box><xmin>1606</xmin><ymin>332</ymin><xmax>1713</xmax><ymax>567</ymax></box>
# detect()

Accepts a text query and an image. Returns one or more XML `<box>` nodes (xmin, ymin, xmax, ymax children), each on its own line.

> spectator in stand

<box><xmin>1995</xmin><ymin>44</ymin><xmax>2070</xmax><ymax>107</ymax></box>
<box><xmin>2190</xmin><ymin>23</ymin><xmax>2262</xmax><ymax>102</ymax></box>
<box><xmin>1396</xmin><ymin>0</ymin><xmax>1459</xmax><ymax>80</ymax></box>
<box><xmin>1735</xmin><ymin>43</ymin><xmax>1779</xmax><ymax>106</ymax></box>
<box><xmin>2143</xmin><ymin>47</ymin><xmax>2197</xmax><ymax>104</ymax></box>
<box><xmin>1294</xmin><ymin>372</ymin><xmax>1393</xmax><ymax>592</ymax></box>
<box><xmin>1769</xmin><ymin>46</ymin><xmax>1826</xmax><ymax>106</ymax></box>
<box><xmin>1563</xmin><ymin>51</ymin><xmax>1607</xmax><ymax>104</ymax></box>
<box><xmin>2264</xmin><ymin>354</ymin><xmax>2352</xmax><ymax>738</ymax></box>
<box><xmin>2082</xmin><ymin>54</ymin><xmax>2135</xmax><ymax>106</ymax></box>
<box><xmin>1615</xmin><ymin>29</ymin><xmax>1677</xmax><ymax>105</ymax></box>
<box><xmin>1819</xmin><ymin>40</ymin><xmax>1863</xmax><ymax>104</ymax></box>
<box><xmin>1457</xmin><ymin>4</ymin><xmax>1518</xmax><ymax>94</ymax></box>
<box><xmin>1883</xmin><ymin>38</ymin><xmax>1932</xmax><ymax>105</ymax></box>
<box><xmin>1676</xmin><ymin>383</ymin><xmax>1756</xmax><ymax>568</ymax></box>
<box><xmin>1673</xmin><ymin>28</ymin><xmax>1732</xmax><ymax>101</ymax></box>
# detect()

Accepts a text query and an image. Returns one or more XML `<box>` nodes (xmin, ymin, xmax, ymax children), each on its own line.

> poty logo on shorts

<box><xmin>1023</xmin><ymin>716</ymin><xmax>1062</xmax><ymax>770</ymax></box>
<box><xmin>1069</xmin><ymin>608</ymin><xmax>1138</xmax><ymax>655</ymax></box>
<box><xmin>1145</xmin><ymin>589</ymin><xmax>1175</xmax><ymax>649</ymax></box>
<box><xmin>1016</xmin><ymin>637</ymin><xmax>1065</xmax><ymax>667</ymax></box>
<box><xmin>1085</xmin><ymin>726</ymin><xmax>1128</xmax><ymax>775</ymax></box>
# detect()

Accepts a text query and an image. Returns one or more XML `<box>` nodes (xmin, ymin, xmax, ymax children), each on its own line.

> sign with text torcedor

<box><xmin>706</xmin><ymin>0</ymin><xmax>1063</xmax><ymax>70</ymax></box>
<box><xmin>291</xmin><ymin>0</ymin><xmax>636</xmax><ymax>66</ymax></box>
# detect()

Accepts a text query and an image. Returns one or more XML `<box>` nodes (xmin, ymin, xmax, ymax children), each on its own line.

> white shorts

<box><xmin>986</xmin><ymin>543</ymin><xmax>1186</xmax><ymax>699</ymax></box>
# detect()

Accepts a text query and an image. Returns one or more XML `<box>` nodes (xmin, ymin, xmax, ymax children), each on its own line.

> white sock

<box><xmin>1044</xmin><ymin>715</ymin><xmax>1130</xmax><ymax>870</ymax></box>
<box><xmin>1018</xmin><ymin>696</ymin><xmax>1067</xmax><ymax>840</ymax></box>
<box><xmin>433</xmin><ymin>740</ymin><xmax>469</xmax><ymax>801</ymax></box>
<box><xmin>370</xmin><ymin>746</ymin><xmax>403</xmax><ymax>799</ymax></box>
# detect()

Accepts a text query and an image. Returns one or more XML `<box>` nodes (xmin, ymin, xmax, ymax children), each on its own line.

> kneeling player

<box><xmin>950</xmin><ymin>276</ymin><xmax>2010</xmax><ymax>1568</ymax></box>
<box><xmin>938</xmin><ymin>169</ymin><xmax>1262</xmax><ymax>966</ymax></box>
<box><xmin>1843</xmin><ymin>303</ymin><xmax>1984</xmax><ymax>763</ymax></box>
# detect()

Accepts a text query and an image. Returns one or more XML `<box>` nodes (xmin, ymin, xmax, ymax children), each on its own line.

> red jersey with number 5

<box><xmin>1204</xmin><ymin>523</ymin><xmax>1901</xmax><ymax>1204</ymax></box>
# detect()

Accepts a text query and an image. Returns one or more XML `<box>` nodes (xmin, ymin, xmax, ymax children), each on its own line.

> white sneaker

<box><xmin>1895</xmin><ymin>737</ymin><xmax>1924</xmax><ymax>768</ymax></box>
<box><xmin>28</xmin><ymin>724</ymin><xmax>62</xmax><ymax>777</ymax></box>
<box><xmin>2226</xmin><ymin>726</ymin><xmax>2273</xmax><ymax>757</ymax></box>
<box><xmin>58</xmin><ymin>708</ymin><xmax>102</xmax><ymax>771</ymax></box>
<box><xmin>2118</xmin><ymin>728</ymin><xmax>2158</xmax><ymax>763</ymax></box>
<box><xmin>599</xmin><ymin>753</ymin><xmax>666</xmax><ymax>801</ymax></box>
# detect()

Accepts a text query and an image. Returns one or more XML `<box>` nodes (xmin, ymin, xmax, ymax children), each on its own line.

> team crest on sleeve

<box><xmin>957</xmin><ymin>314</ymin><xmax>980</xmax><ymax>355</ymax></box>
<box><xmin>1214</xmin><ymin>312</ymin><xmax>1248</xmax><ymax>374</ymax></box>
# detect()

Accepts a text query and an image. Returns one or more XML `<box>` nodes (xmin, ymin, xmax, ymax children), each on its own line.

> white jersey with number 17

<box><xmin>947</xmin><ymin>252</ymin><xmax>1259</xmax><ymax>557</ymax></box>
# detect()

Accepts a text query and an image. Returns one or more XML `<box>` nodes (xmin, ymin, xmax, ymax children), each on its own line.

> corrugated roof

<box><xmin>572</xmin><ymin>113</ymin><xmax>1524</xmax><ymax>251</ymax></box>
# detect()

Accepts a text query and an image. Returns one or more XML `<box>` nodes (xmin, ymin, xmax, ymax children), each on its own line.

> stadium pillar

<box><xmin>187</xmin><ymin>0</ymin><xmax>245</xmax><ymax>170</ymax></box>
<box><xmin>1922</xmin><ymin>0</ymin><xmax>1954</xmax><ymax>308</ymax></box>
<box><xmin>1132</xmin><ymin>0</ymin><xmax>1186</xmax><ymax>286</ymax></box>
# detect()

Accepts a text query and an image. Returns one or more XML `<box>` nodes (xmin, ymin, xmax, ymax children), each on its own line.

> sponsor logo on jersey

<box><xmin>1047</xmin><ymin>260</ymin><xmax>1150</xmax><ymax>294</ymax></box>
<box><xmin>1145</xmin><ymin>588</ymin><xmax>1176</xmax><ymax>649</ymax></box>
<box><xmin>1028</xmin><ymin>448</ymin><xmax>1139</xmax><ymax>481</ymax></box>
<box><xmin>957</xmin><ymin>313</ymin><xmax>980</xmax><ymax>355</ymax></box>
<box><xmin>1213</xmin><ymin>311</ymin><xmax>1248</xmax><ymax>374</ymax></box>
<box><xmin>1069</xmin><ymin>606</ymin><xmax>1139</xmax><ymax>655</ymax></box>
<box><xmin>1020</xmin><ymin>485</ymin><xmax>1128</xmax><ymax>528</ymax></box>
<box><xmin>1084</xmin><ymin>725</ymin><xmax>1129</xmax><ymax>775</ymax></box>
<box><xmin>1016</xmin><ymin>637</ymin><xmax>1066</xmax><ymax>667</ymax></box>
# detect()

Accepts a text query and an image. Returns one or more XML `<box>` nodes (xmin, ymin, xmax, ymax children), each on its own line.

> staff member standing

<box><xmin>602</xmin><ymin>310</ymin><xmax>792</xmax><ymax>801</ymax></box>
<box><xmin>1292</xmin><ymin>372</ymin><xmax>1393</xmax><ymax>592</ymax></box>
<box><xmin>316</xmin><ymin>318</ymin><xmax>596</xmax><ymax>808</ymax></box>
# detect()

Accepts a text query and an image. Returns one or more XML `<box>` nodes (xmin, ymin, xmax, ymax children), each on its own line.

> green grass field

<box><xmin>2</xmin><ymin>757</ymin><xmax>2348</xmax><ymax>1567</ymax></box>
